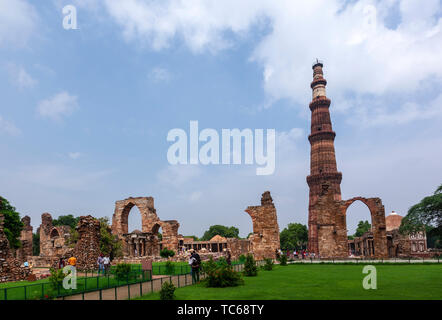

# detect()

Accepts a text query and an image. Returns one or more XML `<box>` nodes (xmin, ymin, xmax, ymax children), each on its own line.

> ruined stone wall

<box><xmin>73</xmin><ymin>215</ymin><xmax>101</xmax><ymax>271</ymax></box>
<box><xmin>112</xmin><ymin>197</ymin><xmax>158</xmax><ymax>235</ymax></box>
<box><xmin>0</xmin><ymin>214</ymin><xmax>30</xmax><ymax>282</ymax></box>
<box><xmin>112</xmin><ymin>197</ymin><xmax>180</xmax><ymax>256</ymax></box>
<box><xmin>245</xmin><ymin>191</ymin><xmax>280</xmax><ymax>260</ymax></box>
<box><xmin>39</xmin><ymin>213</ymin><xmax>71</xmax><ymax>258</ymax></box>
<box><xmin>160</xmin><ymin>220</ymin><xmax>180</xmax><ymax>252</ymax></box>
<box><xmin>16</xmin><ymin>216</ymin><xmax>33</xmax><ymax>262</ymax></box>
<box><xmin>311</xmin><ymin>183</ymin><xmax>388</xmax><ymax>259</ymax></box>
<box><xmin>226</xmin><ymin>238</ymin><xmax>250</xmax><ymax>260</ymax></box>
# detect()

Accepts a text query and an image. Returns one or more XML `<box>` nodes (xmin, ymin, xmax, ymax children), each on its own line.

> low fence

<box><xmin>0</xmin><ymin>261</ymin><xmax>249</xmax><ymax>301</ymax></box>
<box><xmin>286</xmin><ymin>257</ymin><xmax>441</xmax><ymax>264</ymax></box>
<box><xmin>63</xmin><ymin>263</ymin><xmax>248</xmax><ymax>300</ymax></box>
<box><xmin>0</xmin><ymin>269</ymin><xmax>152</xmax><ymax>301</ymax></box>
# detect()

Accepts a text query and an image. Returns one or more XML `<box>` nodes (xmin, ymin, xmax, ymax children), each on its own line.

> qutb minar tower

<box><xmin>307</xmin><ymin>60</ymin><xmax>342</xmax><ymax>255</ymax></box>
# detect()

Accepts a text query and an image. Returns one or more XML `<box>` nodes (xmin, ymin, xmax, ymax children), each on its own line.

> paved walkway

<box><xmin>59</xmin><ymin>273</ymin><xmax>204</xmax><ymax>300</ymax></box>
<box><xmin>60</xmin><ymin>264</ymin><xmax>245</xmax><ymax>300</ymax></box>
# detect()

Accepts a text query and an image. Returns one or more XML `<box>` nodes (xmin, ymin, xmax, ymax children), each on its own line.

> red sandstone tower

<box><xmin>307</xmin><ymin>61</ymin><xmax>342</xmax><ymax>254</ymax></box>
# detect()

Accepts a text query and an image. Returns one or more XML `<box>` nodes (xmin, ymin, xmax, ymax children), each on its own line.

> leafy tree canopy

<box><xmin>0</xmin><ymin>196</ymin><xmax>23</xmax><ymax>249</ymax></box>
<box><xmin>52</xmin><ymin>214</ymin><xmax>80</xmax><ymax>230</ymax></box>
<box><xmin>99</xmin><ymin>217</ymin><xmax>122</xmax><ymax>259</ymax></box>
<box><xmin>400</xmin><ymin>184</ymin><xmax>442</xmax><ymax>238</ymax></box>
<box><xmin>184</xmin><ymin>235</ymin><xmax>199</xmax><ymax>241</ymax></box>
<box><xmin>33</xmin><ymin>232</ymin><xmax>40</xmax><ymax>256</ymax></box>
<box><xmin>201</xmin><ymin>225</ymin><xmax>239</xmax><ymax>241</ymax></box>
<box><xmin>279</xmin><ymin>223</ymin><xmax>308</xmax><ymax>250</ymax></box>
<box><xmin>354</xmin><ymin>220</ymin><xmax>371</xmax><ymax>237</ymax></box>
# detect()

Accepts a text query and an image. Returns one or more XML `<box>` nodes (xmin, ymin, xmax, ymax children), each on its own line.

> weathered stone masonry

<box><xmin>245</xmin><ymin>191</ymin><xmax>280</xmax><ymax>260</ymax></box>
<box><xmin>112</xmin><ymin>197</ymin><xmax>180</xmax><ymax>256</ymax></box>
<box><xmin>0</xmin><ymin>214</ymin><xmax>30</xmax><ymax>282</ymax></box>
<box><xmin>307</xmin><ymin>62</ymin><xmax>388</xmax><ymax>258</ymax></box>
<box><xmin>73</xmin><ymin>215</ymin><xmax>101</xmax><ymax>271</ymax></box>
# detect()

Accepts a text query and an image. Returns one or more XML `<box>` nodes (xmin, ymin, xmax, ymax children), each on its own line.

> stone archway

<box><xmin>111</xmin><ymin>197</ymin><xmax>180</xmax><ymax>256</ymax></box>
<box><xmin>111</xmin><ymin>197</ymin><xmax>159</xmax><ymax>236</ymax></box>
<box><xmin>341</xmin><ymin>197</ymin><xmax>388</xmax><ymax>258</ymax></box>
<box><xmin>50</xmin><ymin>229</ymin><xmax>60</xmax><ymax>239</ymax></box>
<box><xmin>311</xmin><ymin>183</ymin><xmax>388</xmax><ymax>259</ymax></box>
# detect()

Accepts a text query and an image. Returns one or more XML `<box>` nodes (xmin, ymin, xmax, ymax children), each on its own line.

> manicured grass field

<box><xmin>136</xmin><ymin>264</ymin><xmax>442</xmax><ymax>300</ymax></box>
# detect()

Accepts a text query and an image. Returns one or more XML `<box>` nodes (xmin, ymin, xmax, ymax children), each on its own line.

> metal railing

<box><xmin>0</xmin><ymin>260</ymin><xmax>248</xmax><ymax>300</ymax></box>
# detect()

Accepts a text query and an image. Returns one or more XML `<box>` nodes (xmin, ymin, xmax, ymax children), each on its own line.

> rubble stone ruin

<box><xmin>39</xmin><ymin>213</ymin><xmax>72</xmax><ymax>258</ymax></box>
<box><xmin>306</xmin><ymin>61</ymin><xmax>388</xmax><ymax>259</ymax></box>
<box><xmin>0</xmin><ymin>214</ymin><xmax>30</xmax><ymax>282</ymax></box>
<box><xmin>16</xmin><ymin>216</ymin><xmax>33</xmax><ymax>262</ymax></box>
<box><xmin>245</xmin><ymin>191</ymin><xmax>280</xmax><ymax>260</ymax></box>
<box><xmin>73</xmin><ymin>215</ymin><xmax>101</xmax><ymax>271</ymax></box>
<box><xmin>111</xmin><ymin>197</ymin><xmax>180</xmax><ymax>257</ymax></box>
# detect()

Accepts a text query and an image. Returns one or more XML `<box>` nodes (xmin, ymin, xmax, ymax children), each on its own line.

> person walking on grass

<box><xmin>189</xmin><ymin>249</ymin><xmax>201</xmax><ymax>284</ymax></box>
<box><xmin>226</xmin><ymin>249</ymin><xmax>232</xmax><ymax>266</ymax></box>
<box><xmin>58</xmin><ymin>257</ymin><xmax>65</xmax><ymax>269</ymax></box>
<box><xmin>103</xmin><ymin>255</ymin><xmax>110</xmax><ymax>275</ymax></box>
<box><xmin>97</xmin><ymin>254</ymin><xmax>104</xmax><ymax>275</ymax></box>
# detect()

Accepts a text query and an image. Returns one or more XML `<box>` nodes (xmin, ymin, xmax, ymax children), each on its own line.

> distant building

<box><xmin>348</xmin><ymin>211</ymin><xmax>430</xmax><ymax>258</ymax></box>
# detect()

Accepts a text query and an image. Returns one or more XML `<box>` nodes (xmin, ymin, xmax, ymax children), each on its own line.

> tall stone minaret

<box><xmin>306</xmin><ymin>60</ymin><xmax>342</xmax><ymax>254</ymax></box>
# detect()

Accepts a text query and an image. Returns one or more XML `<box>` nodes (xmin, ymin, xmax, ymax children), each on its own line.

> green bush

<box><xmin>160</xmin><ymin>281</ymin><xmax>176</xmax><ymax>300</ymax></box>
<box><xmin>243</xmin><ymin>254</ymin><xmax>258</xmax><ymax>277</ymax></box>
<box><xmin>203</xmin><ymin>257</ymin><xmax>243</xmax><ymax>288</ymax></box>
<box><xmin>238</xmin><ymin>254</ymin><xmax>247</xmax><ymax>263</ymax></box>
<box><xmin>115</xmin><ymin>263</ymin><xmax>131</xmax><ymax>281</ymax></box>
<box><xmin>164</xmin><ymin>261</ymin><xmax>174</xmax><ymax>275</ymax></box>
<box><xmin>48</xmin><ymin>268</ymin><xmax>66</xmax><ymax>290</ymax></box>
<box><xmin>216</xmin><ymin>256</ymin><xmax>229</xmax><ymax>267</ymax></box>
<box><xmin>278</xmin><ymin>254</ymin><xmax>288</xmax><ymax>266</ymax></box>
<box><xmin>201</xmin><ymin>256</ymin><xmax>217</xmax><ymax>274</ymax></box>
<box><xmin>160</xmin><ymin>248</ymin><xmax>175</xmax><ymax>258</ymax></box>
<box><xmin>262</xmin><ymin>258</ymin><xmax>274</xmax><ymax>271</ymax></box>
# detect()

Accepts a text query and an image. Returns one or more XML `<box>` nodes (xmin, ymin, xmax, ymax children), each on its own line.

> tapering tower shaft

<box><xmin>307</xmin><ymin>61</ymin><xmax>342</xmax><ymax>254</ymax></box>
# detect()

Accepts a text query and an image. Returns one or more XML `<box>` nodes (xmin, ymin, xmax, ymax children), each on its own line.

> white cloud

<box><xmin>12</xmin><ymin>164</ymin><xmax>112</xmax><ymax>191</ymax></box>
<box><xmin>148</xmin><ymin>67</ymin><xmax>172</xmax><ymax>82</ymax></box>
<box><xmin>188</xmin><ymin>191</ymin><xmax>202</xmax><ymax>203</ymax></box>
<box><xmin>350</xmin><ymin>93</ymin><xmax>442</xmax><ymax>126</ymax></box>
<box><xmin>68</xmin><ymin>152</ymin><xmax>82</xmax><ymax>160</ymax></box>
<box><xmin>37</xmin><ymin>91</ymin><xmax>79</xmax><ymax>121</ymax></box>
<box><xmin>0</xmin><ymin>116</ymin><xmax>21</xmax><ymax>136</ymax></box>
<box><xmin>157</xmin><ymin>165</ymin><xmax>203</xmax><ymax>187</ymax></box>
<box><xmin>6</xmin><ymin>63</ymin><xmax>37</xmax><ymax>89</ymax></box>
<box><xmin>0</xmin><ymin>0</ymin><xmax>38</xmax><ymax>47</ymax></box>
<box><xmin>86</xmin><ymin>0</ymin><xmax>442</xmax><ymax>119</ymax></box>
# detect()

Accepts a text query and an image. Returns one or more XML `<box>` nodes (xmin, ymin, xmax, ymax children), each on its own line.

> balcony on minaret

<box><xmin>311</xmin><ymin>60</ymin><xmax>327</xmax><ymax>99</ymax></box>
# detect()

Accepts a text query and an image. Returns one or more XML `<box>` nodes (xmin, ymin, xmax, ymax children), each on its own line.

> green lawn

<box><xmin>136</xmin><ymin>264</ymin><xmax>442</xmax><ymax>300</ymax></box>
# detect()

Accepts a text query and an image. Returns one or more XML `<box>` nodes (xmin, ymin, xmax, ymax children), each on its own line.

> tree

<box><xmin>99</xmin><ymin>217</ymin><xmax>122</xmax><ymax>259</ymax></box>
<box><xmin>354</xmin><ymin>220</ymin><xmax>371</xmax><ymax>237</ymax></box>
<box><xmin>400</xmin><ymin>184</ymin><xmax>442</xmax><ymax>240</ymax></box>
<box><xmin>52</xmin><ymin>214</ymin><xmax>79</xmax><ymax>229</ymax></box>
<box><xmin>33</xmin><ymin>232</ymin><xmax>40</xmax><ymax>256</ymax></box>
<box><xmin>200</xmin><ymin>225</ymin><xmax>240</xmax><ymax>241</ymax></box>
<box><xmin>0</xmin><ymin>197</ymin><xmax>23</xmax><ymax>249</ymax></box>
<box><xmin>279</xmin><ymin>223</ymin><xmax>308</xmax><ymax>250</ymax></box>
<box><xmin>184</xmin><ymin>235</ymin><xmax>199</xmax><ymax>241</ymax></box>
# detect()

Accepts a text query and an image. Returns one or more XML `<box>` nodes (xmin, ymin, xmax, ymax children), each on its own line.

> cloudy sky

<box><xmin>0</xmin><ymin>0</ymin><xmax>441</xmax><ymax>237</ymax></box>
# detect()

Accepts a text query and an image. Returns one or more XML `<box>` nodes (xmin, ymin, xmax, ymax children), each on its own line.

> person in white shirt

<box><xmin>103</xmin><ymin>256</ymin><xmax>110</xmax><ymax>275</ymax></box>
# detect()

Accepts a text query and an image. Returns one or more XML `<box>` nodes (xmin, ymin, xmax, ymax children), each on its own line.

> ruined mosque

<box><xmin>0</xmin><ymin>61</ymin><xmax>431</xmax><ymax>283</ymax></box>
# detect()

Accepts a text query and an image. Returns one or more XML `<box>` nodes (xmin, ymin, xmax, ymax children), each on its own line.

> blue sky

<box><xmin>1</xmin><ymin>0</ymin><xmax>441</xmax><ymax>237</ymax></box>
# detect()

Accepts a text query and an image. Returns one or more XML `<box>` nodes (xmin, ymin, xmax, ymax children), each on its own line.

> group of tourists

<box><xmin>276</xmin><ymin>248</ymin><xmax>319</xmax><ymax>260</ymax></box>
<box><xmin>57</xmin><ymin>256</ymin><xmax>77</xmax><ymax>269</ymax></box>
<box><xmin>56</xmin><ymin>254</ymin><xmax>111</xmax><ymax>274</ymax></box>
<box><xmin>292</xmin><ymin>249</ymin><xmax>317</xmax><ymax>259</ymax></box>
<box><xmin>97</xmin><ymin>254</ymin><xmax>111</xmax><ymax>274</ymax></box>
<box><xmin>188</xmin><ymin>249</ymin><xmax>201</xmax><ymax>284</ymax></box>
